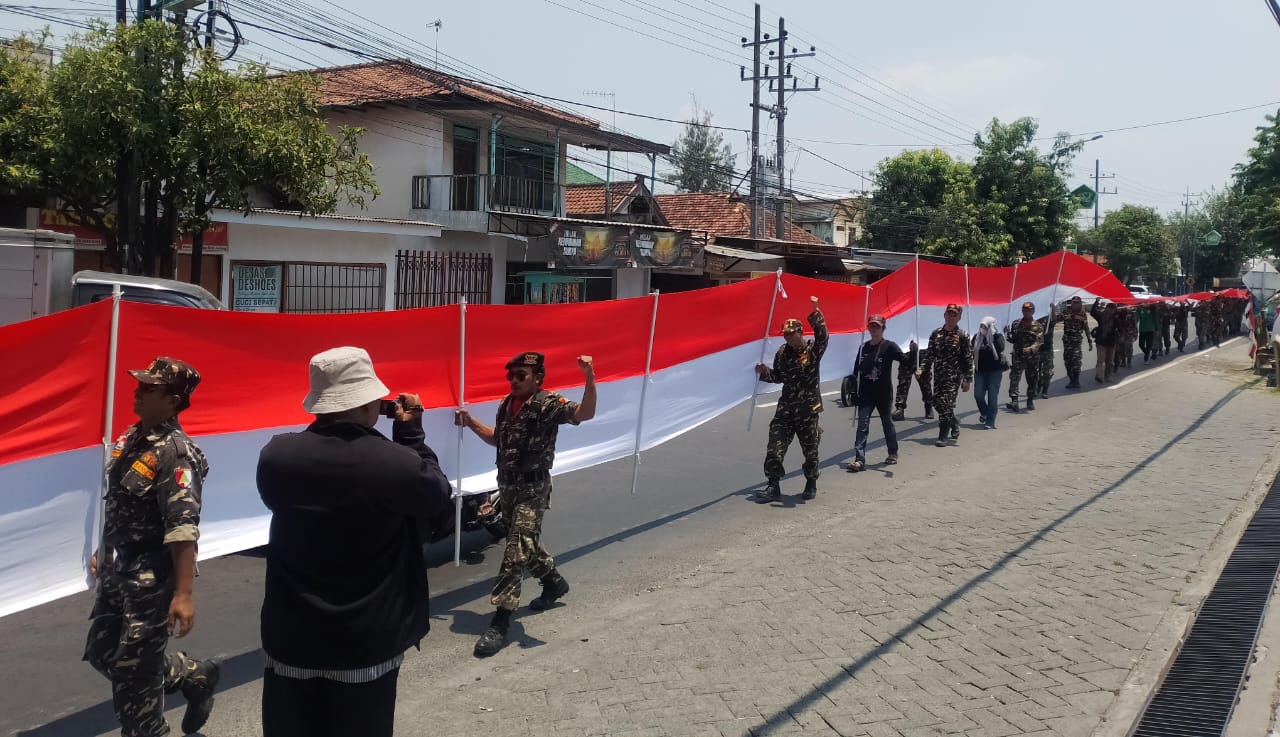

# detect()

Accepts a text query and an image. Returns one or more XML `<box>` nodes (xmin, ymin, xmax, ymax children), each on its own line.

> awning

<box><xmin>704</xmin><ymin>244</ymin><xmax>784</xmax><ymax>261</ymax></box>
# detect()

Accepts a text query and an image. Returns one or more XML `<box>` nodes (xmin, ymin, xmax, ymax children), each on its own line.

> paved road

<box><xmin>4</xmin><ymin>337</ymin><xmax>1274</xmax><ymax>737</ymax></box>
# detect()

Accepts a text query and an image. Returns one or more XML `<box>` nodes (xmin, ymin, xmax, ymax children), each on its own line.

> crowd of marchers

<box><xmin>754</xmin><ymin>292</ymin><xmax>1252</xmax><ymax>498</ymax></box>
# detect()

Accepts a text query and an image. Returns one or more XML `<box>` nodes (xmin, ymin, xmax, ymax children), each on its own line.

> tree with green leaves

<box><xmin>1095</xmin><ymin>205</ymin><xmax>1175</xmax><ymax>285</ymax></box>
<box><xmin>863</xmin><ymin>148</ymin><xmax>1008</xmax><ymax>264</ymax></box>
<box><xmin>666</xmin><ymin>102</ymin><xmax>734</xmax><ymax>193</ymax></box>
<box><xmin>1234</xmin><ymin>110</ymin><xmax>1280</xmax><ymax>255</ymax></box>
<box><xmin>1167</xmin><ymin>186</ymin><xmax>1256</xmax><ymax>288</ymax></box>
<box><xmin>971</xmin><ymin>117</ymin><xmax>1077</xmax><ymax>261</ymax></box>
<box><xmin>0</xmin><ymin>22</ymin><xmax>378</xmax><ymax>279</ymax></box>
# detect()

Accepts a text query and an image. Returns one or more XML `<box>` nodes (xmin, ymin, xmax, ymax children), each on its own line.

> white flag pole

<box><xmin>964</xmin><ymin>265</ymin><xmax>972</xmax><ymax>335</ymax></box>
<box><xmin>630</xmin><ymin>290</ymin><xmax>660</xmax><ymax>495</ymax></box>
<box><xmin>1004</xmin><ymin>262</ymin><xmax>1021</xmax><ymax>331</ymax></box>
<box><xmin>95</xmin><ymin>285</ymin><xmax>122</xmax><ymax>577</ymax></box>
<box><xmin>856</xmin><ymin>286</ymin><xmax>871</xmax><ymax>366</ymax></box>
<box><xmin>1050</xmin><ymin>248</ymin><xmax>1068</xmax><ymax>314</ymax></box>
<box><xmin>747</xmin><ymin>268</ymin><xmax>784</xmax><ymax>432</ymax></box>
<box><xmin>913</xmin><ymin>256</ymin><xmax>921</xmax><ymax>344</ymax></box>
<box><xmin>454</xmin><ymin>297</ymin><xmax>467</xmax><ymax>567</ymax></box>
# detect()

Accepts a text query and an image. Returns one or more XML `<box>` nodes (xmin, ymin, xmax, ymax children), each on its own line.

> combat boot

<box><xmin>890</xmin><ymin>408</ymin><xmax>905</xmax><ymax>421</ymax></box>
<box><xmin>474</xmin><ymin>609</ymin><xmax>512</xmax><ymax>658</ymax></box>
<box><xmin>949</xmin><ymin>422</ymin><xmax>959</xmax><ymax>442</ymax></box>
<box><xmin>1005</xmin><ymin>400</ymin><xmax>1019</xmax><ymax>412</ymax></box>
<box><xmin>1025</xmin><ymin>397</ymin><xmax>1035</xmax><ymax>411</ymax></box>
<box><xmin>754</xmin><ymin>479</ymin><xmax>781</xmax><ymax>502</ymax></box>
<box><xmin>179</xmin><ymin>657</ymin><xmax>221</xmax><ymax>735</ymax></box>
<box><xmin>529</xmin><ymin>569</ymin><xmax>570</xmax><ymax>611</ymax></box>
<box><xmin>935</xmin><ymin>422</ymin><xmax>949</xmax><ymax>447</ymax></box>
<box><xmin>923</xmin><ymin>406</ymin><xmax>935</xmax><ymax>420</ymax></box>
<box><xmin>801</xmin><ymin>478</ymin><xmax>817</xmax><ymax>500</ymax></box>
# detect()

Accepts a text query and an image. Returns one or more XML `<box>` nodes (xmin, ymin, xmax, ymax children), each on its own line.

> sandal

<box><xmin>885</xmin><ymin>455</ymin><xmax>898</xmax><ymax>465</ymax></box>
<box><xmin>846</xmin><ymin>460</ymin><xmax>865</xmax><ymax>472</ymax></box>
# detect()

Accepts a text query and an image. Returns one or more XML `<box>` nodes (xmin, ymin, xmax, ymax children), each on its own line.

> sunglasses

<box><xmin>137</xmin><ymin>384</ymin><xmax>170</xmax><ymax>394</ymax></box>
<box><xmin>506</xmin><ymin>370</ymin><xmax>532</xmax><ymax>381</ymax></box>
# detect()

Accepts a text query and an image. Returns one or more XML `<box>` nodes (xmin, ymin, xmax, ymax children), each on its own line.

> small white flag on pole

<box><xmin>777</xmin><ymin>277</ymin><xmax>789</xmax><ymax>300</ymax></box>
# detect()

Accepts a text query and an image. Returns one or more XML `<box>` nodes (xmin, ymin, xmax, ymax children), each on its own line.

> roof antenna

<box><xmin>426</xmin><ymin>19</ymin><xmax>442</xmax><ymax>69</ymax></box>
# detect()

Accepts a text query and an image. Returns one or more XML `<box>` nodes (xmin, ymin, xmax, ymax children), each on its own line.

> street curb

<box><xmin>1093</xmin><ymin>376</ymin><xmax>1280</xmax><ymax>737</ymax></box>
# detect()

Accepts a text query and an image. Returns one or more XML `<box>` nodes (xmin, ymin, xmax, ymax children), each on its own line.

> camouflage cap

<box><xmin>1021</xmin><ymin>301</ymin><xmax>1036</xmax><ymax>310</ymax></box>
<box><xmin>505</xmin><ymin>351</ymin><xmax>546</xmax><ymax>370</ymax></box>
<box><xmin>944</xmin><ymin>303</ymin><xmax>963</xmax><ymax>315</ymax></box>
<box><xmin>780</xmin><ymin>318</ymin><xmax>805</xmax><ymax>335</ymax></box>
<box><xmin>129</xmin><ymin>357</ymin><xmax>201</xmax><ymax>399</ymax></box>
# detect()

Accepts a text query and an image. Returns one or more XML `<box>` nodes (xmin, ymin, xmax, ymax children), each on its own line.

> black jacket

<box><xmin>256</xmin><ymin>417</ymin><xmax>452</xmax><ymax>669</ymax></box>
<box><xmin>972</xmin><ymin>333</ymin><xmax>1006</xmax><ymax>373</ymax></box>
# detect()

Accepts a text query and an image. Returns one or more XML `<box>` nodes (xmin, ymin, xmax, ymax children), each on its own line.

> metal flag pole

<box><xmin>454</xmin><ymin>297</ymin><xmax>467</xmax><ymax>567</ymax></box>
<box><xmin>856</xmin><ymin>286</ymin><xmax>871</xmax><ymax>366</ymax></box>
<box><xmin>747</xmin><ymin>268</ymin><xmax>784</xmax><ymax>432</ymax></box>
<box><xmin>1045</xmin><ymin>248</ymin><xmax>1068</xmax><ymax>346</ymax></box>
<box><xmin>95</xmin><ymin>284</ymin><xmax>122</xmax><ymax>578</ymax></box>
<box><xmin>630</xmin><ymin>289</ymin><xmax>660</xmax><ymax>495</ymax></box>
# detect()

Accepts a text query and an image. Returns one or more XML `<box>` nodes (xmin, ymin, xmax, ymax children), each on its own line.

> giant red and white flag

<box><xmin>0</xmin><ymin>251</ymin><xmax>1129</xmax><ymax>616</ymax></box>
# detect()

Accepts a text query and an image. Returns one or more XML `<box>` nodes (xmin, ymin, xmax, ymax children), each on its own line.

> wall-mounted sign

<box><xmin>231</xmin><ymin>262</ymin><xmax>282</xmax><ymax>312</ymax></box>
<box><xmin>542</xmin><ymin>222</ymin><xmax>695</xmax><ymax>269</ymax></box>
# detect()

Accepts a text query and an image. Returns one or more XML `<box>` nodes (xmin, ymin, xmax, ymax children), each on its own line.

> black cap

<box><xmin>505</xmin><ymin>351</ymin><xmax>545</xmax><ymax>370</ymax></box>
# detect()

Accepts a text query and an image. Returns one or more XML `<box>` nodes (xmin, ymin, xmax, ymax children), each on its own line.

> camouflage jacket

<box><xmin>494</xmin><ymin>389</ymin><xmax>580</xmax><ymax>476</ymax></box>
<box><xmin>759</xmin><ymin>309</ymin><xmax>829</xmax><ymax>415</ymax></box>
<box><xmin>1006</xmin><ymin>317</ymin><xmax>1044</xmax><ymax>356</ymax></box>
<box><xmin>1060</xmin><ymin>311</ymin><xmax>1091</xmax><ymax>344</ymax></box>
<box><xmin>922</xmin><ymin>325</ymin><xmax>973</xmax><ymax>380</ymax></box>
<box><xmin>105</xmin><ymin>418</ymin><xmax>208</xmax><ymax>549</ymax></box>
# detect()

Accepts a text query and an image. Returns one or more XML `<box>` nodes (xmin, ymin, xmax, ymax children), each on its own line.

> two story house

<box><xmin>209</xmin><ymin>59</ymin><xmax>676</xmax><ymax>310</ymax></box>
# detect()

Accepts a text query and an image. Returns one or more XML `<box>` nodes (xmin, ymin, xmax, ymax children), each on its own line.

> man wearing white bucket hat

<box><xmin>256</xmin><ymin>346</ymin><xmax>452</xmax><ymax>737</ymax></box>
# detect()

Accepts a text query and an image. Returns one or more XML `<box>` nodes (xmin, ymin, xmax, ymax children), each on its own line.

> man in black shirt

<box><xmin>847</xmin><ymin>314</ymin><xmax>907</xmax><ymax>472</ymax></box>
<box><xmin>256</xmin><ymin>346</ymin><xmax>453</xmax><ymax>737</ymax></box>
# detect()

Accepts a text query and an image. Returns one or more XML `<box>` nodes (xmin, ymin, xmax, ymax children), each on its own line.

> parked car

<box><xmin>0</xmin><ymin>227</ymin><xmax>224</xmax><ymax>327</ymax></box>
<box><xmin>1127</xmin><ymin>284</ymin><xmax>1160</xmax><ymax>299</ymax></box>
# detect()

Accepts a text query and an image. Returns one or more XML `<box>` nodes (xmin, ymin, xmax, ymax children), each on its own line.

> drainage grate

<box><xmin>1131</xmin><ymin>473</ymin><xmax>1280</xmax><ymax>737</ymax></box>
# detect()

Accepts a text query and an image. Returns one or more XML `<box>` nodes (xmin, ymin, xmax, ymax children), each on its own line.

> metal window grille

<box><xmin>395</xmin><ymin>250</ymin><xmax>493</xmax><ymax>308</ymax></box>
<box><xmin>283</xmin><ymin>263</ymin><xmax>386</xmax><ymax>314</ymax></box>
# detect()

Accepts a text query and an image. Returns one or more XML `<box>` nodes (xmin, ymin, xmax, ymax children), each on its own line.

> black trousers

<box><xmin>262</xmin><ymin>667</ymin><xmax>399</xmax><ymax>737</ymax></box>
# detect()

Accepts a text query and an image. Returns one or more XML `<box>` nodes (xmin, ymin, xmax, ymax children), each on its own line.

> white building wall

<box><xmin>327</xmin><ymin>108</ymin><xmax>446</xmax><ymax>222</ymax></box>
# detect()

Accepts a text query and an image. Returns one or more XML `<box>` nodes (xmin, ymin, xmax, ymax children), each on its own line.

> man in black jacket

<box><xmin>256</xmin><ymin>346</ymin><xmax>452</xmax><ymax>737</ymax></box>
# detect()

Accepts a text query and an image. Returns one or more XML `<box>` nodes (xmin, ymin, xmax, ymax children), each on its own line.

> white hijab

<box><xmin>976</xmin><ymin>315</ymin><xmax>999</xmax><ymax>352</ymax></box>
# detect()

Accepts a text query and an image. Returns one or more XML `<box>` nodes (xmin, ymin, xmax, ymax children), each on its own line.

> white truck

<box><xmin>0</xmin><ymin>227</ymin><xmax>223</xmax><ymax>327</ymax></box>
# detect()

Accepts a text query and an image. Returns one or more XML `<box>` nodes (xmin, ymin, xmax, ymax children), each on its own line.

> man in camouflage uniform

<box><xmin>1005</xmin><ymin>301</ymin><xmax>1043</xmax><ymax>412</ymax></box>
<box><xmin>1117</xmin><ymin>307</ymin><xmax>1138</xmax><ymax>369</ymax></box>
<box><xmin>456</xmin><ymin>352</ymin><xmax>596</xmax><ymax>658</ymax></box>
<box><xmin>891</xmin><ymin>340</ymin><xmax>933</xmax><ymax>421</ymax></box>
<box><xmin>1060</xmin><ymin>296</ymin><xmax>1092</xmax><ymax>389</ymax></box>
<box><xmin>85</xmin><ymin>357</ymin><xmax>219</xmax><ymax>737</ymax></box>
<box><xmin>1158</xmin><ymin>301</ymin><xmax>1174</xmax><ymax>356</ymax></box>
<box><xmin>919</xmin><ymin>303</ymin><xmax>973</xmax><ymax>447</ymax></box>
<box><xmin>1035</xmin><ymin>307</ymin><xmax>1057</xmax><ymax>399</ymax></box>
<box><xmin>755</xmin><ymin>296</ymin><xmax>827</xmax><ymax>502</ymax></box>
<box><xmin>1173</xmin><ymin>302</ymin><xmax>1190</xmax><ymax>352</ymax></box>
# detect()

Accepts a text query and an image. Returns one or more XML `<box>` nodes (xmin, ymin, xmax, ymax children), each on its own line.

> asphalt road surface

<box><xmin>0</xmin><ymin>339</ymin><xmax>1202</xmax><ymax>736</ymax></box>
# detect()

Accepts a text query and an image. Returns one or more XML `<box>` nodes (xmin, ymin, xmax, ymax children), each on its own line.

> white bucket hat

<box><xmin>302</xmin><ymin>346</ymin><xmax>390</xmax><ymax>414</ymax></box>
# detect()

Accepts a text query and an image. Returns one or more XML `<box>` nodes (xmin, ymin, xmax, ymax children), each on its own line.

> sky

<box><xmin>7</xmin><ymin>0</ymin><xmax>1280</xmax><ymax>222</ymax></box>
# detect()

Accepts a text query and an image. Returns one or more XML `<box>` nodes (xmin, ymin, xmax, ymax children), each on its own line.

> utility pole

<box><xmin>770</xmin><ymin>18</ymin><xmax>817</xmax><ymax>241</ymax></box>
<box><xmin>740</xmin><ymin>4</ymin><xmax>766</xmax><ymax>240</ymax></box>
<box><xmin>1184</xmin><ymin>187</ymin><xmax>1202</xmax><ymax>290</ymax></box>
<box><xmin>1093</xmin><ymin>158</ymin><xmax>1117</xmax><ymax>229</ymax></box>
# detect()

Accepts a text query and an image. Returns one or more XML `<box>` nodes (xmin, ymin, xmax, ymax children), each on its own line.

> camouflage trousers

<box><xmin>84</xmin><ymin>551</ymin><xmax>204</xmax><ymax>737</ymax></box>
<box><xmin>1063</xmin><ymin>338</ymin><xmax>1084</xmax><ymax>380</ymax></box>
<box><xmin>1160</xmin><ymin>324</ymin><xmax>1172</xmax><ymax>353</ymax></box>
<box><xmin>931</xmin><ymin>371</ymin><xmax>962</xmax><ymax>429</ymax></box>
<box><xmin>1036</xmin><ymin>349</ymin><xmax>1054</xmax><ymax>395</ymax></box>
<box><xmin>1174</xmin><ymin>320</ymin><xmax>1188</xmax><ymax>349</ymax></box>
<box><xmin>1007</xmin><ymin>352</ymin><xmax>1039</xmax><ymax>402</ymax></box>
<box><xmin>893</xmin><ymin>361</ymin><xmax>932</xmax><ymax>413</ymax></box>
<box><xmin>491</xmin><ymin>480</ymin><xmax>555</xmax><ymax>611</ymax></box>
<box><xmin>1115</xmin><ymin>339</ymin><xmax>1133</xmax><ymax>368</ymax></box>
<box><xmin>764</xmin><ymin>411</ymin><xmax>822</xmax><ymax>482</ymax></box>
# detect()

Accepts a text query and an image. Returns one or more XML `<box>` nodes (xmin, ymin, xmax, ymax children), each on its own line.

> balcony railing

<box><xmin>411</xmin><ymin>174</ymin><xmax>554</xmax><ymax>214</ymax></box>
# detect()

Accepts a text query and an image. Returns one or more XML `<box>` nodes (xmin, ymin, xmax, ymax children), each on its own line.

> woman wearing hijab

<box><xmin>971</xmin><ymin>316</ymin><xmax>1007</xmax><ymax>429</ymax></box>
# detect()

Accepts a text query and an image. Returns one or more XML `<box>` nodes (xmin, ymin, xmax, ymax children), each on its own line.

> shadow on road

<box><xmin>746</xmin><ymin>380</ymin><xmax>1254</xmax><ymax>736</ymax></box>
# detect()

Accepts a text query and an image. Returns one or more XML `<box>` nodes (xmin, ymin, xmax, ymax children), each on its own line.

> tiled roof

<box><xmin>564</xmin><ymin>181</ymin><xmax>643</xmax><ymax>216</ymax></box>
<box><xmin>653</xmin><ymin>193</ymin><xmax>827</xmax><ymax>245</ymax></box>
<box><xmin>308</xmin><ymin>60</ymin><xmax>597</xmax><ymax>129</ymax></box>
